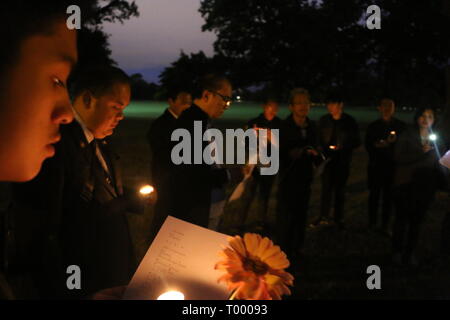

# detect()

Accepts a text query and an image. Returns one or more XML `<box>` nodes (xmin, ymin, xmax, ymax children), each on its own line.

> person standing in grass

<box><xmin>392</xmin><ymin>107</ymin><xmax>444</xmax><ymax>266</ymax></box>
<box><xmin>365</xmin><ymin>98</ymin><xmax>406</xmax><ymax>233</ymax></box>
<box><xmin>238</xmin><ymin>98</ymin><xmax>282</xmax><ymax>232</ymax></box>
<box><xmin>315</xmin><ymin>93</ymin><xmax>361</xmax><ymax>230</ymax></box>
<box><xmin>147</xmin><ymin>86</ymin><xmax>192</xmax><ymax>241</ymax></box>
<box><xmin>277</xmin><ymin>88</ymin><xmax>322</xmax><ymax>258</ymax></box>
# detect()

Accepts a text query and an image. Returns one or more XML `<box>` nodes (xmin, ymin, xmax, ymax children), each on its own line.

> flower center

<box><xmin>243</xmin><ymin>257</ymin><xmax>269</xmax><ymax>275</ymax></box>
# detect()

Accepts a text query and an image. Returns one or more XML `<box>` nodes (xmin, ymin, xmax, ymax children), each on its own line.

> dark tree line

<box><xmin>160</xmin><ymin>0</ymin><xmax>450</xmax><ymax>107</ymax></box>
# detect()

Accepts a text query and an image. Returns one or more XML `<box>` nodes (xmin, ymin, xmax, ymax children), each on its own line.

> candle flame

<box><xmin>140</xmin><ymin>185</ymin><xmax>154</xmax><ymax>195</ymax></box>
<box><xmin>157</xmin><ymin>290</ymin><xmax>184</xmax><ymax>300</ymax></box>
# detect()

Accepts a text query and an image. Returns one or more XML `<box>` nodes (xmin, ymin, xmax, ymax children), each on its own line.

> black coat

<box><xmin>393</xmin><ymin>126</ymin><xmax>444</xmax><ymax>188</ymax></box>
<box><xmin>146</xmin><ymin>109</ymin><xmax>178</xmax><ymax>239</ymax></box>
<box><xmin>147</xmin><ymin>109</ymin><xmax>177</xmax><ymax>194</ymax></box>
<box><xmin>365</xmin><ymin>117</ymin><xmax>406</xmax><ymax>167</ymax></box>
<box><xmin>246</xmin><ymin>113</ymin><xmax>282</xmax><ymax>130</ymax></box>
<box><xmin>318</xmin><ymin>113</ymin><xmax>361</xmax><ymax>165</ymax></box>
<box><xmin>168</xmin><ymin>104</ymin><xmax>227</xmax><ymax>227</ymax></box>
<box><xmin>8</xmin><ymin>120</ymin><xmax>143</xmax><ymax>299</ymax></box>
<box><xmin>279</xmin><ymin>115</ymin><xmax>320</xmax><ymax>185</ymax></box>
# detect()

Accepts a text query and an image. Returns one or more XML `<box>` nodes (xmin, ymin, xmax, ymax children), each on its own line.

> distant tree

<box><xmin>158</xmin><ymin>51</ymin><xmax>230</xmax><ymax>94</ymax></box>
<box><xmin>74</xmin><ymin>1</ymin><xmax>139</xmax><ymax>69</ymax></box>
<box><xmin>196</xmin><ymin>0</ymin><xmax>450</xmax><ymax>106</ymax></box>
<box><xmin>130</xmin><ymin>73</ymin><xmax>160</xmax><ymax>100</ymax></box>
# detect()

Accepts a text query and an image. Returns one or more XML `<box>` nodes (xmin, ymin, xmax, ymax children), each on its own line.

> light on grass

<box><xmin>157</xmin><ymin>290</ymin><xmax>185</xmax><ymax>300</ymax></box>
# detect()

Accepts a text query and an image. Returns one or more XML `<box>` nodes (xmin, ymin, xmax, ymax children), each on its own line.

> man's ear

<box><xmin>202</xmin><ymin>90</ymin><xmax>210</xmax><ymax>102</ymax></box>
<box><xmin>82</xmin><ymin>92</ymin><xmax>92</xmax><ymax>109</ymax></box>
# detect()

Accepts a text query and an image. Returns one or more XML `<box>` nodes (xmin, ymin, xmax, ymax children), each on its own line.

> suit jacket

<box><xmin>8</xmin><ymin>120</ymin><xmax>143</xmax><ymax>299</ymax></box>
<box><xmin>279</xmin><ymin>115</ymin><xmax>320</xmax><ymax>185</ymax></box>
<box><xmin>365</xmin><ymin>117</ymin><xmax>406</xmax><ymax>167</ymax></box>
<box><xmin>318</xmin><ymin>113</ymin><xmax>361</xmax><ymax>165</ymax></box>
<box><xmin>146</xmin><ymin>109</ymin><xmax>178</xmax><ymax>240</ymax></box>
<box><xmin>168</xmin><ymin>104</ymin><xmax>227</xmax><ymax>227</ymax></box>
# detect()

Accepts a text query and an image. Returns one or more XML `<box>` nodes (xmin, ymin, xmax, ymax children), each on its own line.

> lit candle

<box><xmin>390</xmin><ymin>131</ymin><xmax>396</xmax><ymax>135</ymax></box>
<box><xmin>329</xmin><ymin>145</ymin><xmax>337</xmax><ymax>150</ymax></box>
<box><xmin>140</xmin><ymin>185</ymin><xmax>154</xmax><ymax>196</ymax></box>
<box><xmin>157</xmin><ymin>290</ymin><xmax>184</xmax><ymax>300</ymax></box>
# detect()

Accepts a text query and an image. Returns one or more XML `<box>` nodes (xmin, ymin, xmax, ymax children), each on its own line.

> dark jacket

<box><xmin>168</xmin><ymin>104</ymin><xmax>227</xmax><ymax>227</ymax></box>
<box><xmin>8</xmin><ymin>120</ymin><xmax>143</xmax><ymax>299</ymax></box>
<box><xmin>318</xmin><ymin>113</ymin><xmax>361</xmax><ymax>165</ymax></box>
<box><xmin>279</xmin><ymin>115</ymin><xmax>321</xmax><ymax>184</ymax></box>
<box><xmin>147</xmin><ymin>109</ymin><xmax>177</xmax><ymax>194</ymax></box>
<box><xmin>365</xmin><ymin>117</ymin><xmax>406</xmax><ymax>167</ymax></box>
<box><xmin>246</xmin><ymin>113</ymin><xmax>282</xmax><ymax>130</ymax></box>
<box><xmin>393</xmin><ymin>126</ymin><xmax>443</xmax><ymax>188</ymax></box>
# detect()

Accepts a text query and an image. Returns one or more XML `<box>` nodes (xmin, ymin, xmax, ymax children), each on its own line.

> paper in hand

<box><xmin>123</xmin><ymin>216</ymin><xmax>230</xmax><ymax>300</ymax></box>
<box><xmin>439</xmin><ymin>150</ymin><xmax>450</xmax><ymax>169</ymax></box>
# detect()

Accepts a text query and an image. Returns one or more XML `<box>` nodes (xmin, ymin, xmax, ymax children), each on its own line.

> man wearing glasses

<box><xmin>168</xmin><ymin>74</ymin><xmax>232</xmax><ymax>228</ymax></box>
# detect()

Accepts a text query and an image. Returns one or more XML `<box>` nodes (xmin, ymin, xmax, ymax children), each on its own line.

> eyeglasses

<box><xmin>210</xmin><ymin>91</ymin><xmax>233</xmax><ymax>107</ymax></box>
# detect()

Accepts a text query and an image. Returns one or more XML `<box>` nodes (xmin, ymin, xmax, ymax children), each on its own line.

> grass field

<box><xmin>113</xmin><ymin>101</ymin><xmax>450</xmax><ymax>299</ymax></box>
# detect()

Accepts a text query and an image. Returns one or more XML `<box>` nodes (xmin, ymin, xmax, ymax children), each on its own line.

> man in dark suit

<box><xmin>9</xmin><ymin>66</ymin><xmax>148</xmax><ymax>299</ymax></box>
<box><xmin>316</xmin><ymin>93</ymin><xmax>361</xmax><ymax>229</ymax></box>
<box><xmin>365</xmin><ymin>98</ymin><xmax>405</xmax><ymax>232</ymax></box>
<box><xmin>278</xmin><ymin>89</ymin><xmax>322</xmax><ymax>257</ymax></box>
<box><xmin>169</xmin><ymin>74</ymin><xmax>232</xmax><ymax>228</ymax></box>
<box><xmin>147</xmin><ymin>87</ymin><xmax>192</xmax><ymax>241</ymax></box>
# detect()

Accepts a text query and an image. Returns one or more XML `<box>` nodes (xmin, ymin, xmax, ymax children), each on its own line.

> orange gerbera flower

<box><xmin>215</xmin><ymin>233</ymin><xmax>294</xmax><ymax>300</ymax></box>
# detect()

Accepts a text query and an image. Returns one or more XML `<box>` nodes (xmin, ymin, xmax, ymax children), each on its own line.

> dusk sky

<box><xmin>102</xmin><ymin>0</ymin><xmax>216</xmax><ymax>83</ymax></box>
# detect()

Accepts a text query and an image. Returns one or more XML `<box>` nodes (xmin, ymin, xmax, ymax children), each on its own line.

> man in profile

<box><xmin>169</xmin><ymin>74</ymin><xmax>232</xmax><ymax>228</ymax></box>
<box><xmin>10</xmin><ymin>66</ymin><xmax>150</xmax><ymax>299</ymax></box>
<box><xmin>147</xmin><ymin>86</ymin><xmax>192</xmax><ymax>241</ymax></box>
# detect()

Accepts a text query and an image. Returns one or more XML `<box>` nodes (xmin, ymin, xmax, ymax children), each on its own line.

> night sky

<box><xmin>102</xmin><ymin>0</ymin><xmax>216</xmax><ymax>83</ymax></box>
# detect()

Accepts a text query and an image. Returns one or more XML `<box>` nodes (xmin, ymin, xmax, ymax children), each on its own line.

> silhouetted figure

<box><xmin>392</xmin><ymin>108</ymin><xmax>442</xmax><ymax>266</ymax></box>
<box><xmin>365</xmin><ymin>98</ymin><xmax>406</xmax><ymax>232</ymax></box>
<box><xmin>316</xmin><ymin>93</ymin><xmax>361</xmax><ymax>229</ymax></box>
<box><xmin>147</xmin><ymin>87</ymin><xmax>191</xmax><ymax>241</ymax></box>
<box><xmin>277</xmin><ymin>89</ymin><xmax>321</xmax><ymax>258</ymax></box>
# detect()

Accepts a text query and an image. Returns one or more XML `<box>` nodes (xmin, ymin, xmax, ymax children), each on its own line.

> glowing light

<box><xmin>390</xmin><ymin>131</ymin><xmax>396</xmax><ymax>135</ymax></box>
<box><xmin>139</xmin><ymin>185</ymin><xmax>154</xmax><ymax>195</ymax></box>
<box><xmin>329</xmin><ymin>145</ymin><xmax>337</xmax><ymax>150</ymax></box>
<box><xmin>429</xmin><ymin>134</ymin><xmax>437</xmax><ymax>141</ymax></box>
<box><xmin>157</xmin><ymin>291</ymin><xmax>184</xmax><ymax>300</ymax></box>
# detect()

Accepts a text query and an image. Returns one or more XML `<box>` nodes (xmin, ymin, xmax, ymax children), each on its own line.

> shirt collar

<box><xmin>167</xmin><ymin>108</ymin><xmax>178</xmax><ymax>119</ymax></box>
<box><xmin>72</xmin><ymin>108</ymin><xmax>95</xmax><ymax>144</ymax></box>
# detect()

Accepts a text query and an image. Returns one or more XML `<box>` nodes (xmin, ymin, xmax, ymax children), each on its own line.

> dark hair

<box><xmin>70</xmin><ymin>66</ymin><xmax>131</xmax><ymax>100</ymax></box>
<box><xmin>0</xmin><ymin>1</ymin><xmax>90</xmax><ymax>81</ymax></box>
<box><xmin>263</xmin><ymin>97</ymin><xmax>279</xmax><ymax>106</ymax></box>
<box><xmin>325</xmin><ymin>92</ymin><xmax>345</xmax><ymax>104</ymax></box>
<box><xmin>288</xmin><ymin>88</ymin><xmax>310</xmax><ymax>105</ymax></box>
<box><xmin>413</xmin><ymin>107</ymin><xmax>436</xmax><ymax>129</ymax></box>
<box><xmin>167</xmin><ymin>86</ymin><xmax>191</xmax><ymax>101</ymax></box>
<box><xmin>191</xmin><ymin>74</ymin><xmax>230</xmax><ymax>100</ymax></box>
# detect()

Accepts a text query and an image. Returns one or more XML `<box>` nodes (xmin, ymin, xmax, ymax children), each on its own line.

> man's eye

<box><xmin>53</xmin><ymin>77</ymin><xmax>66</xmax><ymax>88</ymax></box>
